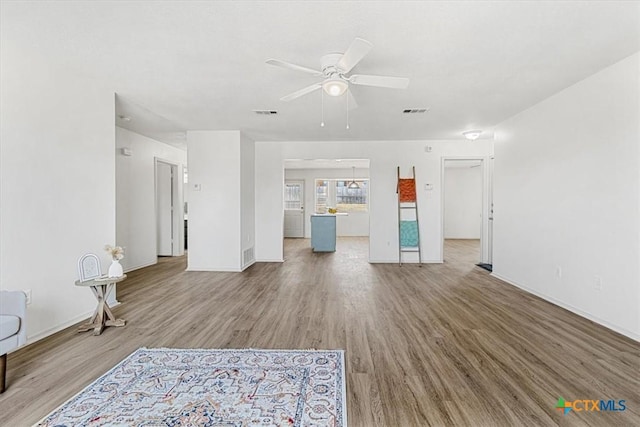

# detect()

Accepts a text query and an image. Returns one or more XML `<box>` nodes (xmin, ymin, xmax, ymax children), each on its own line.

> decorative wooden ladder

<box><xmin>397</xmin><ymin>166</ymin><xmax>422</xmax><ymax>266</ymax></box>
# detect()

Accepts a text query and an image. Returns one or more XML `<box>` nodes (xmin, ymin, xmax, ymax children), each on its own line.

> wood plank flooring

<box><xmin>1</xmin><ymin>238</ymin><xmax>639</xmax><ymax>426</ymax></box>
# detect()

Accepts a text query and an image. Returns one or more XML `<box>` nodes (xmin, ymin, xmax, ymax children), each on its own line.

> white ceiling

<box><xmin>116</xmin><ymin>95</ymin><xmax>187</xmax><ymax>149</ymax></box>
<box><xmin>5</xmin><ymin>1</ymin><xmax>639</xmax><ymax>144</ymax></box>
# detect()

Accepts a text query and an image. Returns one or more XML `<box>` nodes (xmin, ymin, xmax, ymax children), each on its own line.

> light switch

<box><xmin>424</xmin><ymin>183</ymin><xmax>434</xmax><ymax>191</ymax></box>
<box><xmin>194</xmin><ymin>184</ymin><xmax>202</xmax><ymax>191</ymax></box>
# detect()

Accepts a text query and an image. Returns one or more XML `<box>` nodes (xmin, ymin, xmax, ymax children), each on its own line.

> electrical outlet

<box><xmin>594</xmin><ymin>276</ymin><xmax>602</xmax><ymax>291</ymax></box>
<box><xmin>25</xmin><ymin>289</ymin><xmax>32</xmax><ymax>305</ymax></box>
<box><xmin>555</xmin><ymin>266</ymin><xmax>562</xmax><ymax>279</ymax></box>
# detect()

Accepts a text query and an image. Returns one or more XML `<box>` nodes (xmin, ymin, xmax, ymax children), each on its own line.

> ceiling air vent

<box><xmin>253</xmin><ymin>110</ymin><xmax>278</xmax><ymax>115</ymax></box>
<box><xmin>403</xmin><ymin>108</ymin><xmax>429</xmax><ymax>114</ymax></box>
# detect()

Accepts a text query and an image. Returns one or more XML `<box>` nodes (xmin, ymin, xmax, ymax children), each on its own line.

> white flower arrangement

<box><xmin>104</xmin><ymin>244</ymin><xmax>125</xmax><ymax>261</ymax></box>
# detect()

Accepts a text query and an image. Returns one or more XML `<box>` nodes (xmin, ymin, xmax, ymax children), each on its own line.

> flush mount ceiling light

<box><xmin>322</xmin><ymin>77</ymin><xmax>348</xmax><ymax>97</ymax></box>
<box><xmin>462</xmin><ymin>130</ymin><xmax>482</xmax><ymax>141</ymax></box>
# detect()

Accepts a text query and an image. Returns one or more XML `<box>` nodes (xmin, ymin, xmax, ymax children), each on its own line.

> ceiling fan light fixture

<box><xmin>462</xmin><ymin>130</ymin><xmax>482</xmax><ymax>141</ymax></box>
<box><xmin>322</xmin><ymin>77</ymin><xmax>348</xmax><ymax>97</ymax></box>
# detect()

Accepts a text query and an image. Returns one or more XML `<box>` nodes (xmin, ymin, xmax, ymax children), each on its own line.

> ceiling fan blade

<box><xmin>280</xmin><ymin>83</ymin><xmax>322</xmax><ymax>102</ymax></box>
<box><xmin>347</xmin><ymin>89</ymin><xmax>358</xmax><ymax>110</ymax></box>
<box><xmin>349</xmin><ymin>74</ymin><xmax>409</xmax><ymax>89</ymax></box>
<box><xmin>337</xmin><ymin>38</ymin><xmax>373</xmax><ymax>73</ymax></box>
<box><xmin>266</xmin><ymin>59</ymin><xmax>323</xmax><ymax>76</ymax></box>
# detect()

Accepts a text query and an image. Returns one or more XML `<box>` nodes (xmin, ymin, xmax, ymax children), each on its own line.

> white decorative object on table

<box><xmin>104</xmin><ymin>244</ymin><xmax>125</xmax><ymax>278</ymax></box>
<box><xmin>108</xmin><ymin>259</ymin><xmax>123</xmax><ymax>278</ymax></box>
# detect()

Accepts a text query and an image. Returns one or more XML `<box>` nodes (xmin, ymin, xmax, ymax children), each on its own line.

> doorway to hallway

<box><xmin>441</xmin><ymin>157</ymin><xmax>492</xmax><ymax>267</ymax></box>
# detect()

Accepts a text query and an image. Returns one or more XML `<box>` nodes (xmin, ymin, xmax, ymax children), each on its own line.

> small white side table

<box><xmin>75</xmin><ymin>275</ymin><xmax>126</xmax><ymax>336</ymax></box>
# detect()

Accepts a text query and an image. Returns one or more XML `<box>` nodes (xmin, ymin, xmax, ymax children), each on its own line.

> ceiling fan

<box><xmin>266</xmin><ymin>38</ymin><xmax>409</xmax><ymax>106</ymax></box>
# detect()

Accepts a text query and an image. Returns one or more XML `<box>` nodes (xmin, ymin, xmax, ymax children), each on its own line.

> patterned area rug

<box><xmin>37</xmin><ymin>348</ymin><xmax>346</xmax><ymax>426</ymax></box>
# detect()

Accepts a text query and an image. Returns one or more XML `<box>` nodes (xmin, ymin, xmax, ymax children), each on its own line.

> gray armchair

<box><xmin>0</xmin><ymin>291</ymin><xmax>27</xmax><ymax>393</ymax></box>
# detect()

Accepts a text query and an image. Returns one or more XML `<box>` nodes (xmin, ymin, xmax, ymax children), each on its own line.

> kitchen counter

<box><xmin>310</xmin><ymin>215</ymin><xmax>337</xmax><ymax>252</ymax></box>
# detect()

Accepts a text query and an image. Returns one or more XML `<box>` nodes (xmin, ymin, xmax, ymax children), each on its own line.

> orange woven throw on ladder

<box><xmin>398</xmin><ymin>178</ymin><xmax>416</xmax><ymax>202</ymax></box>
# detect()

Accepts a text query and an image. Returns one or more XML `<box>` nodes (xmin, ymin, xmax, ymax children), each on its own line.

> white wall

<box><xmin>240</xmin><ymin>133</ymin><xmax>256</xmax><ymax>268</ymax></box>
<box><xmin>256</xmin><ymin>141</ymin><xmax>493</xmax><ymax>263</ymax></box>
<box><xmin>1</xmin><ymin>21</ymin><xmax>116</xmax><ymax>341</ymax></box>
<box><xmin>444</xmin><ymin>166</ymin><xmax>482</xmax><ymax>239</ymax></box>
<box><xmin>493</xmin><ymin>52</ymin><xmax>640</xmax><ymax>340</ymax></box>
<box><xmin>187</xmin><ymin>130</ymin><xmax>255</xmax><ymax>272</ymax></box>
<box><xmin>115</xmin><ymin>127</ymin><xmax>187</xmax><ymax>272</ymax></box>
<box><xmin>284</xmin><ymin>168</ymin><xmax>370</xmax><ymax>237</ymax></box>
<box><xmin>187</xmin><ymin>131</ymin><xmax>241</xmax><ymax>271</ymax></box>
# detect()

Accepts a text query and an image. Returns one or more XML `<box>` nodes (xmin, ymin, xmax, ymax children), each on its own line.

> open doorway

<box><xmin>282</xmin><ymin>159</ymin><xmax>370</xmax><ymax>261</ymax></box>
<box><xmin>155</xmin><ymin>158</ymin><xmax>182</xmax><ymax>258</ymax></box>
<box><xmin>441</xmin><ymin>157</ymin><xmax>491</xmax><ymax>268</ymax></box>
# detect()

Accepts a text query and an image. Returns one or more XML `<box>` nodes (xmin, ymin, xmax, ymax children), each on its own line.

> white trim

<box><xmin>124</xmin><ymin>260</ymin><xmax>157</xmax><ymax>273</ymax></box>
<box><xmin>186</xmin><ymin>266</ymin><xmax>242</xmax><ymax>272</ymax></box>
<box><xmin>369</xmin><ymin>259</ymin><xmax>443</xmax><ymax>264</ymax></box>
<box><xmin>256</xmin><ymin>258</ymin><xmax>285</xmax><ymax>263</ymax></box>
<box><xmin>22</xmin><ymin>301</ymin><xmax>122</xmax><ymax>347</ymax></box>
<box><xmin>492</xmin><ymin>272</ymin><xmax>640</xmax><ymax>342</ymax></box>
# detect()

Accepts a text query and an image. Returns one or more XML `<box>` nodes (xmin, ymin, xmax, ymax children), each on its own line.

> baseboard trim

<box><xmin>20</xmin><ymin>301</ymin><xmax>122</xmax><ymax>350</ymax></box>
<box><xmin>369</xmin><ymin>259</ymin><xmax>443</xmax><ymax>264</ymax></box>
<box><xmin>124</xmin><ymin>260</ymin><xmax>156</xmax><ymax>273</ymax></box>
<box><xmin>256</xmin><ymin>258</ymin><xmax>284</xmax><ymax>263</ymax></box>
<box><xmin>186</xmin><ymin>266</ymin><xmax>242</xmax><ymax>272</ymax></box>
<box><xmin>491</xmin><ymin>271</ymin><xmax>640</xmax><ymax>342</ymax></box>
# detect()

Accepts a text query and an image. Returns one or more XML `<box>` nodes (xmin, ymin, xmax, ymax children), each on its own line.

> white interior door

<box><xmin>284</xmin><ymin>180</ymin><xmax>304</xmax><ymax>238</ymax></box>
<box><xmin>156</xmin><ymin>161</ymin><xmax>173</xmax><ymax>256</ymax></box>
<box><xmin>487</xmin><ymin>156</ymin><xmax>494</xmax><ymax>265</ymax></box>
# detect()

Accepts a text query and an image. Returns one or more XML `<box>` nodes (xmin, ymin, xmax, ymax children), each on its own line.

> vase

<box><xmin>108</xmin><ymin>259</ymin><xmax>123</xmax><ymax>278</ymax></box>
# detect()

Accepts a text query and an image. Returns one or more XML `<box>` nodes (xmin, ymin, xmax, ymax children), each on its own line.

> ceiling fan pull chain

<box><xmin>321</xmin><ymin>89</ymin><xmax>325</xmax><ymax>127</ymax></box>
<box><xmin>346</xmin><ymin>91</ymin><xmax>350</xmax><ymax>129</ymax></box>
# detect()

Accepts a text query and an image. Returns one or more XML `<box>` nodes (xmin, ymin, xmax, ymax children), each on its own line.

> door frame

<box><xmin>440</xmin><ymin>156</ymin><xmax>491</xmax><ymax>264</ymax></box>
<box><xmin>280</xmin><ymin>158</ymin><xmax>372</xmax><ymax>261</ymax></box>
<box><xmin>487</xmin><ymin>156</ymin><xmax>494</xmax><ymax>265</ymax></box>
<box><xmin>154</xmin><ymin>157</ymin><xmax>183</xmax><ymax>257</ymax></box>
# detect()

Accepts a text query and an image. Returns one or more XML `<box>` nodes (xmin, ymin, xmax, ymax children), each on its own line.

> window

<box><xmin>284</xmin><ymin>182</ymin><xmax>302</xmax><ymax>210</ymax></box>
<box><xmin>315</xmin><ymin>179</ymin><xmax>368</xmax><ymax>213</ymax></box>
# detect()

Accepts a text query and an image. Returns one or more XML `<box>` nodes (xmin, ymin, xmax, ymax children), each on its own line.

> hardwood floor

<box><xmin>1</xmin><ymin>238</ymin><xmax>639</xmax><ymax>426</ymax></box>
